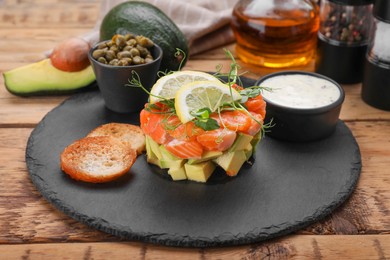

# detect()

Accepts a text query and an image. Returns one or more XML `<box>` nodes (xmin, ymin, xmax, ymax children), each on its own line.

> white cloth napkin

<box><xmin>82</xmin><ymin>0</ymin><xmax>239</xmax><ymax>55</ymax></box>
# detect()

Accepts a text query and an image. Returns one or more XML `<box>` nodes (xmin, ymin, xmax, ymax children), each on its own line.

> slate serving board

<box><xmin>26</xmin><ymin>78</ymin><xmax>361</xmax><ymax>248</ymax></box>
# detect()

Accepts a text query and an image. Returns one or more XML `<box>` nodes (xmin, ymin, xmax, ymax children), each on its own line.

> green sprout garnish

<box><xmin>127</xmin><ymin>48</ymin><xmax>273</xmax><ymax>137</ymax></box>
<box><xmin>239</xmin><ymin>85</ymin><xmax>272</xmax><ymax>103</ymax></box>
<box><xmin>157</xmin><ymin>48</ymin><xmax>187</xmax><ymax>78</ymax></box>
<box><xmin>191</xmin><ymin>108</ymin><xmax>220</xmax><ymax>131</ymax></box>
<box><xmin>127</xmin><ymin>70</ymin><xmax>151</xmax><ymax>95</ymax></box>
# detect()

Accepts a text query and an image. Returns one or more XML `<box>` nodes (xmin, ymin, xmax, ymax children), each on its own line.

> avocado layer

<box><xmin>213</xmin><ymin>150</ymin><xmax>248</xmax><ymax>177</ymax></box>
<box><xmin>3</xmin><ymin>59</ymin><xmax>95</xmax><ymax>96</ymax></box>
<box><xmin>185</xmin><ymin>161</ymin><xmax>216</xmax><ymax>183</ymax></box>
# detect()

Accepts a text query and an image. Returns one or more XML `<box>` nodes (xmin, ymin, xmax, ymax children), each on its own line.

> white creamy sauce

<box><xmin>261</xmin><ymin>74</ymin><xmax>341</xmax><ymax>109</ymax></box>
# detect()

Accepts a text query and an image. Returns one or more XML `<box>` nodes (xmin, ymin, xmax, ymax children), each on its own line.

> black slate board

<box><xmin>26</xmin><ymin>78</ymin><xmax>361</xmax><ymax>248</ymax></box>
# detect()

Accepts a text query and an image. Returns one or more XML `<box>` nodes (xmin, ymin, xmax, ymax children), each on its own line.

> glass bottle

<box><xmin>361</xmin><ymin>0</ymin><xmax>390</xmax><ymax>111</ymax></box>
<box><xmin>315</xmin><ymin>0</ymin><xmax>373</xmax><ymax>84</ymax></box>
<box><xmin>231</xmin><ymin>0</ymin><xmax>319</xmax><ymax>68</ymax></box>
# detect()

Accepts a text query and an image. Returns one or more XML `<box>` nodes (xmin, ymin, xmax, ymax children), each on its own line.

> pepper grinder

<box><xmin>361</xmin><ymin>0</ymin><xmax>390</xmax><ymax>111</ymax></box>
<box><xmin>315</xmin><ymin>0</ymin><xmax>374</xmax><ymax>84</ymax></box>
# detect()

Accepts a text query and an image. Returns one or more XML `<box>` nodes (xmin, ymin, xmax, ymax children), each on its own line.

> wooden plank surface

<box><xmin>0</xmin><ymin>0</ymin><xmax>99</xmax><ymax>29</ymax></box>
<box><xmin>1</xmin><ymin>235</ymin><xmax>390</xmax><ymax>259</ymax></box>
<box><xmin>1</xmin><ymin>0</ymin><xmax>390</xmax><ymax>259</ymax></box>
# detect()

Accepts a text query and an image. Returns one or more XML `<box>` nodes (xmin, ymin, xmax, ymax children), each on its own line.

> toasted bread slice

<box><xmin>87</xmin><ymin>123</ymin><xmax>145</xmax><ymax>155</ymax></box>
<box><xmin>60</xmin><ymin>136</ymin><xmax>137</xmax><ymax>183</ymax></box>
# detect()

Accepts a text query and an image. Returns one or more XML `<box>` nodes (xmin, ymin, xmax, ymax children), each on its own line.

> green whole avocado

<box><xmin>100</xmin><ymin>1</ymin><xmax>189</xmax><ymax>73</ymax></box>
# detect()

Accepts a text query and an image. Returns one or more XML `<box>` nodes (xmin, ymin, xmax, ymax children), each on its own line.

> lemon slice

<box><xmin>175</xmin><ymin>81</ymin><xmax>242</xmax><ymax>123</ymax></box>
<box><xmin>149</xmin><ymin>70</ymin><xmax>218</xmax><ymax>103</ymax></box>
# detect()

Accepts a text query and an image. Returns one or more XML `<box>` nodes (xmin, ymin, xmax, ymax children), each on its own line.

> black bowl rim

<box><xmin>256</xmin><ymin>71</ymin><xmax>345</xmax><ymax>115</ymax></box>
<box><xmin>88</xmin><ymin>40</ymin><xmax>163</xmax><ymax>70</ymax></box>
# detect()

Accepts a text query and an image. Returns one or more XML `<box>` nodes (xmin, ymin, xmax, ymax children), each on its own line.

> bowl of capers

<box><xmin>88</xmin><ymin>33</ymin><xmax>163</xmax><ymax>113</ymax></box>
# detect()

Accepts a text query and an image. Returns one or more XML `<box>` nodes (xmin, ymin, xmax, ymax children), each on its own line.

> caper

<box><xmin>121</xmin><ymin>57</ymin><xmax>132</xmax><ymax>65</ymax></box>
<box><xmin>117</xmin><ymin>51</ymin><xmax>132</xmax><ymax>59</ymax></box>
<box><xmin>117</xmin><ymin>59</ymin><xmax>128</xmax><ymax>66</ymax></box>
<box><xmin>109</xmin><ymin>59</ymin><xmax>119</xmax><ymax>66</ymax></box>
<box><xmin>123</xmin><ymin>45</ymin><xmax>133</xmax><ymax>52</ymax></box>
<box><xmin>97</xmin><ymin>42</ymin><xmax>108</xmax><ymax>49</ymax></box>
<box><xmin>127</xmin><ymin>39</ymin><xmax>137</xmax><ymax>47</ymax></box>
<box><xmin>132</xmin><ymin>56</ymin><xmax>144</xmax><ymax>65</ymax></box>
<box><xmin>92</xmin><ymin>49</ymin><xmax>106</xmax><ymax>59</ymax></box>
<box><xmin>114</xmin><ymin>34</ymin><xmax>126</xmax><ymax>49</ymax></box>
<box><xmin>97</xmin><ymin>57</ymin><xmax>108</xmax><ymax>64</ymax></box>
<box><xmin>129</xmin><ymin>48</ymin><xmax>140</xmax><ymax>57</ymax></box>
<box><xmin>109</xmin><ymin>45</ymin><xmax>119</xmax><ymax>53</ymax></box>
<box><xmin>124</xmin><ymin>33</ymin><xmax>135</xmax><ymax>41</ymax></box>
<box><xmin>105</xmin><ymin>50</ymin><xmax>116</xmax><ymax>61</ymax></box>
<box><xmin>136</xmin><ymin>35</ymin><xmax>154</xmax><ymax>48</ymax></box>
<box><xmin>145</xmin><ymin>57</ymin><xmax>154</xmax><ymax>63</ymax></box>
<box><xmin>136</xmin><ymin>45</ymin><xmax>149</xmax><ymax>57</ymax></box>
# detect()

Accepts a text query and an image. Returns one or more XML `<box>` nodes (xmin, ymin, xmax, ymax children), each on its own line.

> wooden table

<box><xmin>1</xmin><ymin>1</ymin><xmax>390</xmax><ymax>259</ymax></box>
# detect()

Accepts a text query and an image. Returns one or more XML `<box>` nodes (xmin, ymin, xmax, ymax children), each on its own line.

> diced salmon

<box><xmin>212</xmin><ymin>110</ymin><xmax>252</xmax><ymax>133</ymax></box>
<box><xmin>140</xmin><ymin>108</ymin><xmax>151</xmax><ymax>130</ymax></box>
<box><xmin>146</xmin><ymin>101</ymin><xmax>171</xmax><ymax>113</ymax></box>
<box><xmin>165</xmin><ymin>139</ymin><xmax>204</xmax><ymax>159</ymax></box>
<box><xmin>140</xmin><ymin>109</ymin><xmax>171</xmax><ymax>144</ymax></box>
<box><xmin>161</xmin><ymin>114</ymin><xmax>181</xmax><ymax>132</ymax></box>
<box><xmin>245</xmin><ymin>95</ymin><xmax>266</xmax><ymax>119</ymax></box>
<box><xmin>241</xmin><ymin>112</ymin><xmax>263</xmax><ymax>136</ymax></box>
<box><xmin>197</xmin><ymin>128</ymin><xmax>237</xmax><ymax>152</ymax></box>
<box><xmin>231</xmin><ymin>83</ymin><xmax>244</xmax><ymax>91</ymax></box>
<box><xmin>166</xmin><ymin>116</ymin><xmax>205</xmax><ymax>141</ymax></box>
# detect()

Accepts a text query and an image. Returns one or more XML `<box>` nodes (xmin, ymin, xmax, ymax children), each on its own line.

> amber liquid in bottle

<box><xmin>231</xmin><ymin>0</ymin><xmax>319</xmax><ymax>68</ymax></box>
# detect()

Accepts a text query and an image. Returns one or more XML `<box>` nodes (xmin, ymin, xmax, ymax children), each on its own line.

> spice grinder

<box><xmin>361</xmin><ymin>0</ymin><xmax>390</xmax><ymax>111</ymax></box>
<box><xmin>315</xmin><ymin>0</ymin><xmax>374</xmax><ymax>84</ymax></box>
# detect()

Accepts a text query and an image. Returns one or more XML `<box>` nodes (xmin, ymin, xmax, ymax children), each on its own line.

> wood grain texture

<box><xmin>0</xmin><ymin>0</ymin><xmax>99</xmax><ymax>29</ymax></box>
<box><xmin>0</xmin><ymin>235</ymin><xmax>390</xmax><ymax>259</ymax></box>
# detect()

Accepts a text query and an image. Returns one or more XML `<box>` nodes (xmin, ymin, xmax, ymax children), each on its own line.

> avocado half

<box><xmin>3</xmin><ymin>59</ymin><xmax>96</xmax><ymax>96</ymax></box>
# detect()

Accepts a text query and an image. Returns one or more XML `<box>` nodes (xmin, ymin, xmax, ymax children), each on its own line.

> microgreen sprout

<box><xmin>261</xmin><ymin>118</ymin><xmax>275</xmax><ymax>138</ymax></box>
<box><xmin>191</xmin><ymin>108</ymin><xmax>220</xmax><ymax>131</ymax></box>
<box><xmin>127</xmin><ymin>70</ymin><xmax>151</xmax><ymax>94</ymax></box>
<box><xmin>215</xmin><ymin>49</ymin><xmax>274</xmax><ymax>137</ymax></box>
<box><xmin>239</xmin><ymin>85</ymin><xmax>272</xmax><ymax>103</ymax></box>
<box><xmin>224</xmin><ymin>48</ymin><xmax>239</xmax><ymax>86</ymax></box>
<box><xmin>157</xmin><ymin>48</ymin><xmax>187</xmax><ymax>77</ymax></box>
<box><xmin>127</xmin><ymin>47</ymin><xmax>273</xmax><ymax>136</ymax></box>
<box><xmin>127</xmin><ymin>70</ymin><xmax>175</xmax><ymax>112</ymax></box>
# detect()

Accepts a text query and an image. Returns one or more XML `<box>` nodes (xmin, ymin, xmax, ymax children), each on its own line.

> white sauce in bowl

<box><xmin>260</xmin><ymin>74</ymin><xmax>341</xmax><ymax>109</ymax></box>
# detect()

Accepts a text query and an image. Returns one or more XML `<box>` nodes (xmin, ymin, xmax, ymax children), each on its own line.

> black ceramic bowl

<box><xmin>88</xmin><ymin>40</ymin><xmax>163</xmax><ymax>113</ymax></box>
<box><xmin>256</xmin><ymin>71</ymin><xmax>345</xmax><ymax>142</ymax></box>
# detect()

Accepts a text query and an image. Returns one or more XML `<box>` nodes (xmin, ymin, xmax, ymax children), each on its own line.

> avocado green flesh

<box><xmin>251</xmin><ymin>132</ymin><xmax>262</xmax><ymax>154</ymax></box>
<box><xmin>185</xmin><ymin>161</ymin><xmax>216</xmax><ymax>183</ymax></box>
<box><xmin>244</xmin><ymin>143</ymin><xmax>254</xmax><ymax>159</ymax></box>
<box><xmin>3</xmin><ymin>59</ymin><xmax>95</xmax><ymax>96</ymax></box>
<box><xmin>187</xmin><ymin>150</ymin><xmax>222</xmax><ymax>165</ymax></box>
<box><xmin>213</xmin><ymin>150</ymin><xmax>247</xmax><ymax>177</ymax></box>
<box><xmin>228</xmin><ymin>133</ymin><xmax>254</xmax><ymax>152</ymax></box>
<box><xmin>145</xmin><ymin>131</ymin><xmax>259</xmax><ymax>182</ymax></box>
<box><xmin>168</xmin><ymin>167</ymin><xmax>187</xmax><ymax>181</ymax></box>
<box><xmin>100</xmin><ymin>1</ymin><xmax>188</xmax><ymax>73</ymax></box>
<box><xmin>145</xmin><ymin>135</ymin><xmax>163</xmax><ymax>168</ymax></box>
